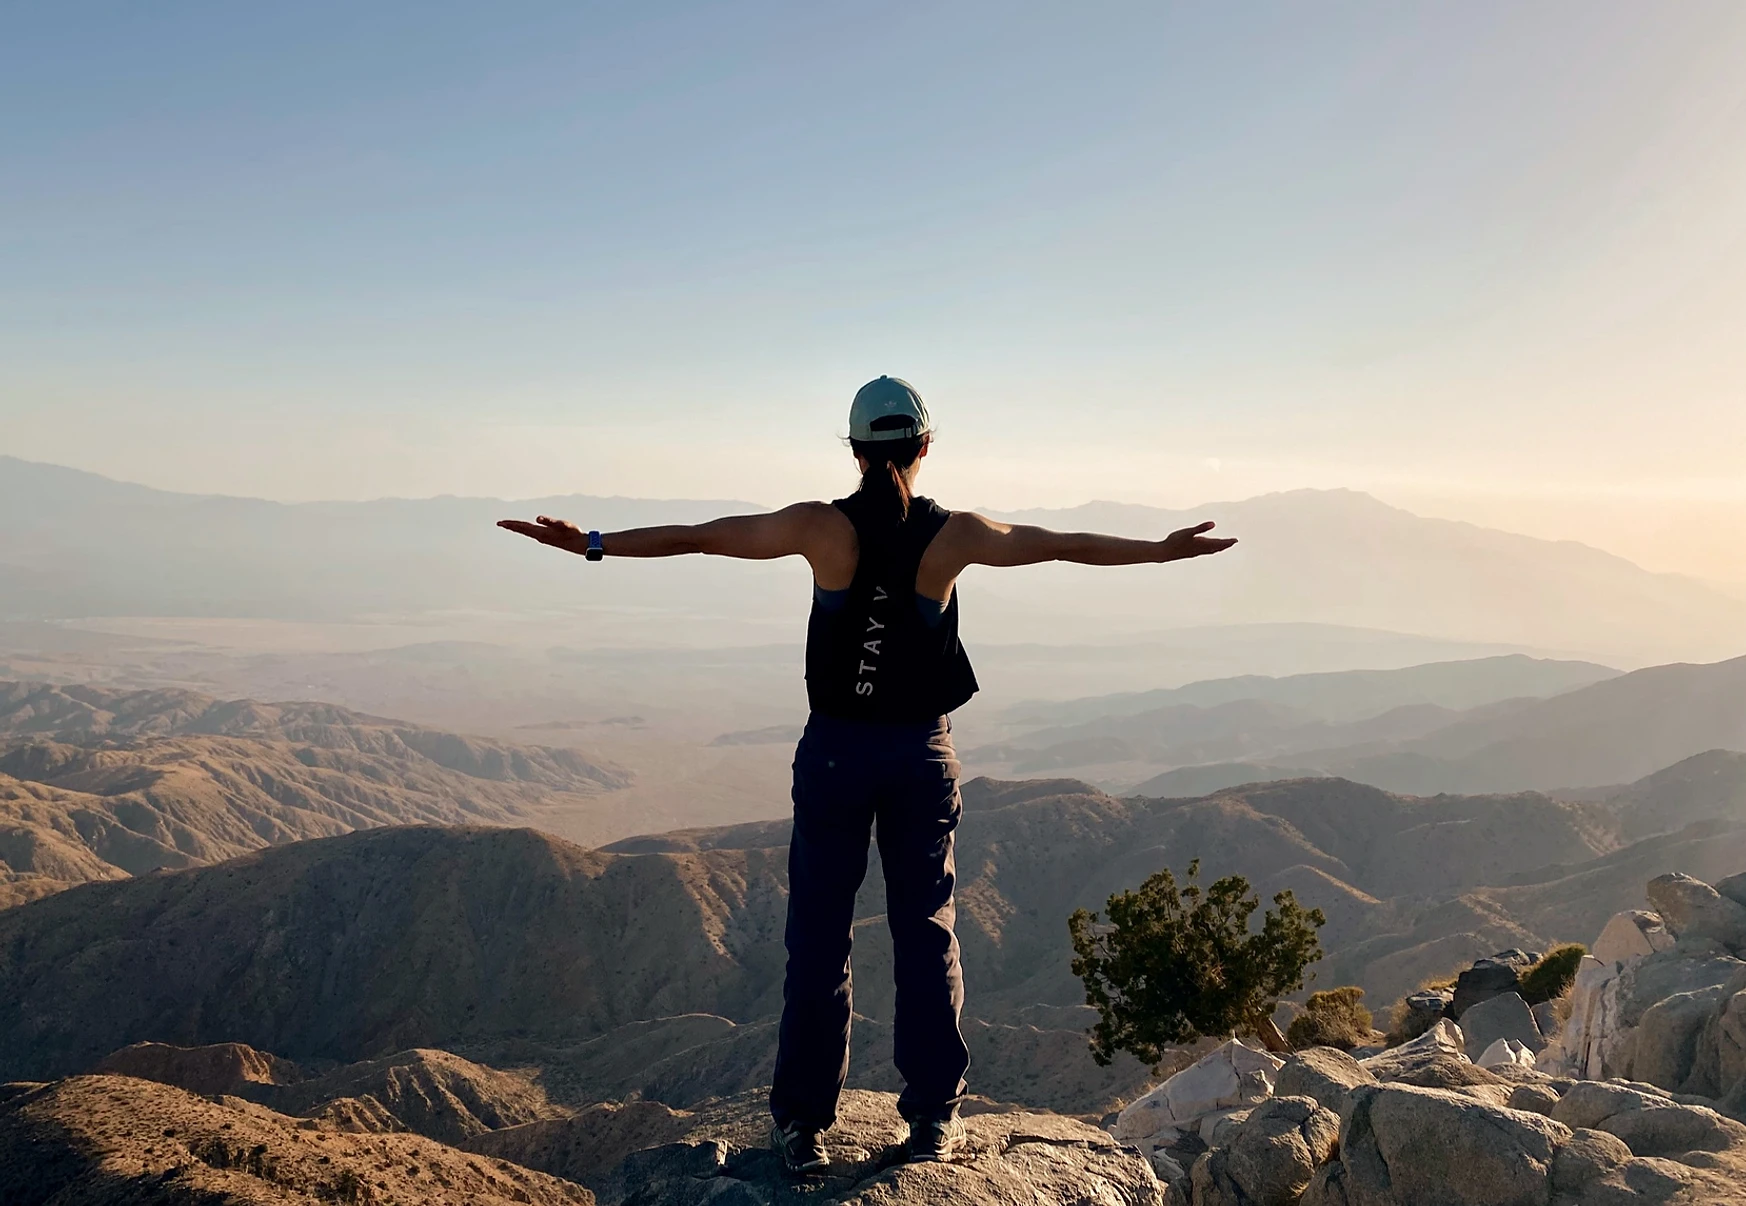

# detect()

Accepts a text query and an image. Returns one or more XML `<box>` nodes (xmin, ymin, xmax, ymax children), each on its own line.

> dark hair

<box><xmin>849</xmin><ymin>433</ymin><xmax>927</xmax><ymax>521</ymax></box>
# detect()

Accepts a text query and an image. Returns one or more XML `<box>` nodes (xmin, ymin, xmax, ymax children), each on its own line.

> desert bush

<box><xmin>1519</xmin><ymin>943</ymin><xmax>1587</xmax><ymax>1004</ymax></box>
<box><xmin>1286</xmin><ymin>986</ymin><xmax>1373</xmax><ymax>1051</ymax></box>
<box><xmin>1068</xmin><ymin>858</ymin><xmax>1325</xmax><ymax>1068</ymax></box>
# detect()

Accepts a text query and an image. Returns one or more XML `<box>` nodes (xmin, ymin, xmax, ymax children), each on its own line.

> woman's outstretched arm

<box><xmin>497</xmin><ymin>502</ymin><xmax>857</xmax><ymax>582</ymax></box>
<box><xmin>942</xmin><ymin>512</ymin><xmax>1236</xmax><ymax>568</ymax></box>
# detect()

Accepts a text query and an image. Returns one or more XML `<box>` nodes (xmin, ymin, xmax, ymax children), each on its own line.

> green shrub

<box><xmin>1519</xmin><ymin>943</ymin><xmax>1587</xmax><ymax>1005</ymax></box>
<box><xmin>1287</xmin><ymin>986</ymin><xmax>1373</xmax><ymax>1051</ymax></box>
<box><xmin>1069</xmin><ymin>858</ymin><xmax>1325</xmax><ymax>1068</ymax></box>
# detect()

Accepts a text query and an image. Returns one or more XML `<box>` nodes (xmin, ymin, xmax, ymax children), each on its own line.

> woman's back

<box><xmin>804</xmin><ymin>492</ymin><xmax>978</xmax><ymax>724</ymax></box>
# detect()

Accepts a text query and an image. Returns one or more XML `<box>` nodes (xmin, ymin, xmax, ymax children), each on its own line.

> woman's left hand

<box><xmin>497</xmin><ymin>516</ymin><xmax>584</xmax><ymax>551</ymax></box>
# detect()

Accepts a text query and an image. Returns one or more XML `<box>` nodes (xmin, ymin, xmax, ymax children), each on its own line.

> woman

<box><xmin>499</xmin><ymin>375</ymin><xmax>1235</xmax><ymax>1170</ymax></box>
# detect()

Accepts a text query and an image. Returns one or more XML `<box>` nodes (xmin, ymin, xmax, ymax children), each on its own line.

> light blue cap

<box><xmin>849</xmin><ymin>376</ymin><xmax>931</xmax><ymax>443</ymax></box>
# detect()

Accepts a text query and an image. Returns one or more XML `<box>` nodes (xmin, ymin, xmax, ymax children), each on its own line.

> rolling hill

<box><xmin>0</xmin><ymin>681</ymin><xmax>628</xmax><ymax>906</ymax></box>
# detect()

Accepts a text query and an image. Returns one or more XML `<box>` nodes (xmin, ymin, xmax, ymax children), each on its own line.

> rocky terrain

<box><xmin>0</xmin><ymin>1074</ymin><xmax>595</xmax><ymax>1206</ymax></box>
<box><xmin>0</xmin><ymin>680</ymin><xmax>628</xmax><ymax>905</ymax></box>
<box><xmin>1106</xmin><ymin>867</ymin><xmax>1746</xmax><ymax>1204</ymax></box>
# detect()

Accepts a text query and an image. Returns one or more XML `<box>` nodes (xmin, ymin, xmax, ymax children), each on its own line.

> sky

<box><xmin>4</xmin><ymin>2</ymin><xmax>1745</xmax><ymax>583</ymax></box>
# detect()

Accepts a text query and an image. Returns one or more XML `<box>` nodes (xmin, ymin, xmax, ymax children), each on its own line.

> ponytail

<box><xmin>849</xmin><ymin>435</ymin><xmax>925</xmax><ymax>523</ymax></box>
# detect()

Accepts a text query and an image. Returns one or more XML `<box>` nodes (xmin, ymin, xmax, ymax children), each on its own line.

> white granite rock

<box><xmin>1112</xmin><ymin>1039</ymin><xmax>1283</xmax><ymax>1148</ymax></box>
<box><xmin>1476</xmin><ymin>1037</ymin><xmax>1537</xmax><ymax>1069</ymax></box>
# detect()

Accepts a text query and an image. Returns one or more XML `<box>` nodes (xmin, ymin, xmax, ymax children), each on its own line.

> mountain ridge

<box><xmin>7</xmin><ymin>456</ymin><xmax>1742</xmax><ymax>661</ymax></box>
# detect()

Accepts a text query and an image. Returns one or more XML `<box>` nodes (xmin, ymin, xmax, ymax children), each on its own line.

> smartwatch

<box><xmin>585</xmin><ymin>530</ymin><xmax>605</xmax><ymax>562</ymax></box>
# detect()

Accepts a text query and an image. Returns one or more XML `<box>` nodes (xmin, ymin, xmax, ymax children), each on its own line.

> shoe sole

<box><xmin>907</xmin><ymin>1146</ymin><xmax>964</xmax><ymax>1164</ymax></box>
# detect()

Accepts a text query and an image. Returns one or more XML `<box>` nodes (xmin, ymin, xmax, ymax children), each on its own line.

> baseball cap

<box><xmin>848</xmin><ymin>376</ymin><xmax>931</xmax><ymax>443</ymax></box>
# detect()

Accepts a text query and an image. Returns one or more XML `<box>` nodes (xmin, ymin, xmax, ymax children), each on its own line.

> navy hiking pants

<box><xmin>768</xmin><ymin>711</ymin><xmax>970</xmax><ymax>1131</ymax></box>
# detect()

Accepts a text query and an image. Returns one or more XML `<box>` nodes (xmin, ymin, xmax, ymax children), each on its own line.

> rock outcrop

<box><xmin>1455</xmin><ymin>991</ymin><xmax>1544</xmax><ymax>1056</ymax></box>
<box><xmin>478</xmin><ymin>1088</ymin><xmax>1162</xmax><ymax>1206</ymax></box>
<box><xmin>1151</xmin><ymin>869</ymin><xmax>1746</xmax><ymax>1205</ymax></box>
<box><xmin>1273</xmin><ymin>1048</ymin><xmax>1374</xmax><ymax>1113</ymax></box>
<box><xmin>1189</xmin><ymin>1095</ymin><xmax>1337</xmax><ymax>1206</ymax></box>
<box><xmin>1114</xmin><ymin>1040</ymin><xmax>1284</xmax><ymax>1153</ymax></box>
<box><xmin>1314</xmin><ymin>1082</ymin><xmax>1572</xmax><ymax>1206</ymax></box>
<box><xmin>1449</xmin><ymin>950</ymin><xmax>1538</xmax><ymax>1019</ymax></box>
<box><xmin>1546</xmin><ymin>871</ymin><xmax>1746</xmax><ymax>1106</ymax></box>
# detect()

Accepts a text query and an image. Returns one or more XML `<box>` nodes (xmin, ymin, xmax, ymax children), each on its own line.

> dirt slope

<box><xmin>0</xmin><ymin>1074</ymin><xmax>592</xmax><ymax>1206</ymax></box>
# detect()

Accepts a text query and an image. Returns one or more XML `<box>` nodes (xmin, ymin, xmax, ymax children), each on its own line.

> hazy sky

<box><xmin>5</xmin><ymin>3</ymin><xmax>1745</xmax><ymax>581</ymax></box>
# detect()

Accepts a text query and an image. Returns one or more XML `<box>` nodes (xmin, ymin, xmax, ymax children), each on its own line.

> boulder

<box><xmin>1547</xmin><ymin>1127</ymin><xmax>1634</xmax><ymax>1197</ymax></box>
<box><xmin>1359</xmin><ymin>1018</ymin><xmax>1465</xmax><ymax>1082</ymax></box>
<box><xmin>1274</xmin><ymin>1048</ymin><xmax>1374</xmax><ymax>1113</ymax></box>
<box><xmin>1151</xmin><ymin>1149</ymin><xmax>1188</xmax><ymax>1199</ymax></box>
<box><xmin>1481</xmin><ymin>1062</ymin><xmax>1553</xmax><ymax>1084</ymax></box>
<box><xmin>1458</xmin><ymin>992</ymin><xmax>1544</xmax><ymax>1056</ymax></box>
<box><xmin>1530</xmin><ymin>1001</ymin><xmax>1562</xmax><ymax>1042</ymax></box>
<box><xmin>1718</xmin><ymin>872</ymin><xmax>1746</xmax><ymax>910</ymax></box>
<box><xmin>1593</xmin><ymin>910</ymin><xmax>1674</xmax><ymax>965</ymax></box>
<box><xmin>1549</xmin><ymin>1080</ymin><xmax>1675</xmax><ymax>1129</ymax></box>
<box><xmin>1550</xmin><ymin>1078</ymin><xmax>1746</xmax><ymax>1158</ymax></box>
<box><xmin>1299</xmin><ymin>1161</ymin><xmax>1347</xmax><ymax>1206</ymax></box>
<box><xmin>1113</xmin><ymin>1040</ymin><xmax>1283</xmax><ymax>1149</ymax></box>
<box><xmin>1335</xmin><ymin>1082</ymin><xmax>1571</xmax><ymax>1206</ymax></box>
<box><xmin>1598</xmin><ymin>1101</ymin><xmax>1746</xmax><ymax>1159</ymax></box>
<box><xmin>1647</xmin><ymin>872</ymin><xmax>1746</xmax><ymax>954</ymax></box>
<box><xmin>1634</xmin><ymin>984</ymin><xmax>1735</xmax><ymax>1095</ymax></box>
<box><xmin>1507</xmin><ymin>1083</ymin><xmax>1561</xmax><ymax>1115</ymax></box>
<box><xmin>1189</xmin><ymin>1095</ymin><xmax>1338</xmax><ymax>1206</ymax></box>
<box><xmin>1548</xmin><ymin>944</ymin><xmax>1746</xmax><ymax>1085</ymax></box>
<box><xmin>1713</xmin><ymin>973</ymin><xmax>1746</xmax><ymax>1101</ymax></box>
<box><xmin>1199</xmin><ymin>1107</ymin><xmax>1253</xmax><ymax>1146</ymax></box>
<box><xmin>1395</xmin><ymin>991</ymin><xmax>1452</xmax><ymax>1042</ymax></box>
<box><xmin>1450</xmin><ymin>957</ymin><xmax>1524</xmax><ymax>1020</ymax></box>
<box><xmin>1477</xmin><ymin>1038</ymin><xmax>1537</xmax><ymax>1070</ymax></box>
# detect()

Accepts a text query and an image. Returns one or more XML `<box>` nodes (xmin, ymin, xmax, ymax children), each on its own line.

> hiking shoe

<box><xmin>771</xmin><ymin>1121</ymin><xmax>829</xmax><ymax>1173</ymax></box>
<box><xmin>905</xmin><ymin>1115</ymin><xmax>966</xmax><ymax>1163</ymax></box>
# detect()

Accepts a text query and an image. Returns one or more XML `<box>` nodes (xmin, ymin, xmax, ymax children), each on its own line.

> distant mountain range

<box><xmin>7</xmin><ymin>456</ymin><xmax>1745</xmax><ymax>662</ymax></box>
<box><xmin>975</xmin><ymin>653</ymin><xmax>1746</xmax><ymax>795</ymax></box>
<box><xmin>983</xmin><ymin>492</ymin><xmax>1746</xmax><ymax>661</ymax></box>
<box><xmin>995</xmin><ymin>653</ymin><xmax>1621</xmax><ymax>727</ymax></box>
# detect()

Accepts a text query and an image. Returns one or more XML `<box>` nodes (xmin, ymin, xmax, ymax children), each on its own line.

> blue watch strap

<box><xmin>585</xmin><ymin>530</ymin><xmax>604</xmax><ymax>561</ymax></box>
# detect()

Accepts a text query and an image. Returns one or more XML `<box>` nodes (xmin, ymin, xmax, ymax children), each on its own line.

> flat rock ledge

<box><xmin>475</xmin><ymin>1088</ymin><xmax>1164</xmax><ymax>1206</ymax></box>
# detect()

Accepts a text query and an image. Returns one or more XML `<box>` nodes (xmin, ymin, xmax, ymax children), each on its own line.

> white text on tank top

<box><xmin>855</xmin><ymin>585</ymin><xmax>889</xmax><ymax>696</ymax></box>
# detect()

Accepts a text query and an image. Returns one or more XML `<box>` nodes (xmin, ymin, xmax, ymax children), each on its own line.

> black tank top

<box><xmin>804</xmin><ymin>492</ymin><xmax>979</xmax><ymax>723</ymax></box>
